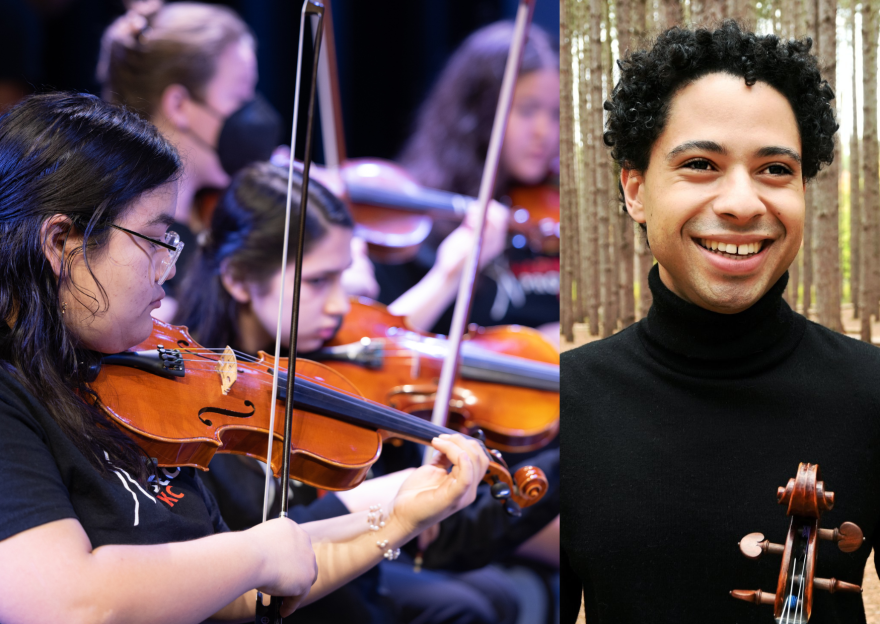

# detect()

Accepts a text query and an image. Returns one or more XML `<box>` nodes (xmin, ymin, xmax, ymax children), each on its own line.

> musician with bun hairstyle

<box><xmin>0</xmin><ymin>91</ymin><xmax>488</xmax><ymax>623</ymax></box>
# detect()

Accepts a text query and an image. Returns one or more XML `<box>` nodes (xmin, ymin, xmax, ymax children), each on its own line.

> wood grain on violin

<box><xmin>313</xmin><ymin>297</ymin><xmax>559</xmax><ymax>453</ymax></box>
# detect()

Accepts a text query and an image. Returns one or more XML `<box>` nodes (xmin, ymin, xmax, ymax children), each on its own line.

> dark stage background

<box><xmin>0</xmin><ymin>0</ymin><xmax>559</xmax><ymax>162</ymax></box>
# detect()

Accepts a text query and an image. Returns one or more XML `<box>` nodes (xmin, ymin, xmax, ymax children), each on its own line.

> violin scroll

<box><xmin>731</xmin><ymin>463</ymin><xmax>864</xmax><ymax>622</ymax></box>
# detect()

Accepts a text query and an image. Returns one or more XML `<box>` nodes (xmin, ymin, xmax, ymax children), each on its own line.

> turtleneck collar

<box><xmin>637</xmin><ymin>264</ymin><xmax>806</xmax><ymax>378</ymax></box>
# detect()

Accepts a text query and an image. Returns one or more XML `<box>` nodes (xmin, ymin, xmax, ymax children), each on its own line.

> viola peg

<box><xmin>730</xmin><ymin>589</ymin><xmax>776</xmax><ymax>605</ymax></box>
<box><xmin>490</xmin><ymin>480</ymin><xmax>512</xmax><ymax>500</ymax></box>
<box><xmin>819</xmin><ymin>521</ymin><xmax>864</xmax><ymax>553</ymax></box>
<box><xmin>503</xmin><ymin>498</ymin><xmax>522</xmax><ymax>517</ymax></box>
<box><xmin>471</xmin><ymin>428</ymin><xmax>486</xmax><ymax>443</ymax></box>
<box><xmin>814</xmin><ymin>577</ymin><xmax>863</xmax><ymax>594</ymax></box>
<box><xmin>739</xmin><ymin>532</ymin><xmax>784</xmax><ymax>559</ymax></box>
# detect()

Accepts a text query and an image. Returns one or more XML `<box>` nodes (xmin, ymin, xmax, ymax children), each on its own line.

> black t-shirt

<box><xmin>561</xmin><ymin>266</ymin><xmax>880</xmax><ymax>623</ymax></box>
<box><xmin>374</xmin><ymin>243</ymin><xmax>559</xmax><ymax>335</ymax></box>
<box><xmin>0</xmin><ymin>365</ymin><xmax>228</xmax><ymax>549</ymax></box>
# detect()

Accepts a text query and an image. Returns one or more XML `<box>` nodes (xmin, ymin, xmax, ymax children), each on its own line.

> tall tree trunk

<box><xmin>591</xmin><ymin>0</ymin><xmax>612</xmax><ymax>337</ymax></box>
<box><xmin>660</xmin><ymin>0</ymin><xmax>683</xmax><ymax>29</ymax></box>
<box><xmin>861</xmin><ymin>0</ymin><xmax>880</xmax><ymax>339</ymax></box>
<box><xmin>813</xmin><ymin>0</ymin><xmax>843</xmax><ymax>331</ymax></box>
<box><xmin>692</xmin><ymin>0</ymin><xmax>726</xmax><ymax>26</ymax></box>
<box><xmin>632</xmin><ymin>0</ymin><xmax>654</xmax><ymax>317</ymax></box>
<box><xmin>617</xmin><ymin>0</ymin><xmax>637</xmax><ymax>328</ymax></box>
<box><xmin>851</xmin><ymin>5</ymin><xmax>861</xmax><ymax>320</ymax></box>
<box><xmin>560</xmin><ymin>1</ymin><xmax>576</xmax><ymax>341</ymax></box>
<box><xmin>802</xmin><ymin>0</ymin><xmax>818</xmax><ymax>318</ymax></box>
<box><xmin>603</xmin><ymin>0</ymin><xmax>621</xmax><ymax>332</ymax></box>
<box><xmin>803</xmin><ymin>184</ymin><xmax>815</xmax><ymax>316</ymax></box>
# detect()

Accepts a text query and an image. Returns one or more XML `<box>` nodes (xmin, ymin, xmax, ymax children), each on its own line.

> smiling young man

<box><xmin>561</xmin><ymin>22</ymin><xmax>880</xmax><ymax>623</ymax></box>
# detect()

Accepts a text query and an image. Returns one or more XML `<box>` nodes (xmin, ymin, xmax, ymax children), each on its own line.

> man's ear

<box><xmin>220</xmin><ymin>260</ymin><xmax>251</xmax><ymax>304</ymax></box>
<box><xmin>159</xmin><ymin>84</ymin><xmax>192</xmax><ymax>131</ymax></box>
<box><xmin>620</xmin><ymin>168</ymin><xmax>647</xmax><ymax>224</ymax></box>
<box><xmin>40</xmin><ymin>215</ymin><xmax>76</xmax><ymax>278</ymax></box>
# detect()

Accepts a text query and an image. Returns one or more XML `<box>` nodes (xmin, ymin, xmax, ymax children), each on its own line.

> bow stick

<box><xmin>257</xmin><ymin>1</ymin><xmax>325</xmax><ymax>620</ymax></box>
<box><xmin>425</xmin><ymin>0</ymin><xmax>537</xmax><ymax>488</ymax></box>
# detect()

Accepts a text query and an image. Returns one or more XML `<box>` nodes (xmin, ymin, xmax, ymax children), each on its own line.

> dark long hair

<box><xmin>175</xmin><ymin>162</ymin><xmax>353</xmax><ymax>349</ymax></box>
<box><xmin>398</xmin><ymin>21</ymin><xmax>558</xmax><ymax>197</ymax></box>
<box><xmin>0</xmin><ymin>92</ymin><xmax>181</xmax><ymax>483</ymax></box>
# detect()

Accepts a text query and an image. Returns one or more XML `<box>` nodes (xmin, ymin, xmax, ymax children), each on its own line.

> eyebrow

<box><xmin>666</xmin><ymin>140</ymin><xmax>727</xmax><ymax>162</ymax></box>
<box><xmin>145</xmin><ymin>214</ymin><xmax>177</xmax><ymax>228</ymax></box>
<box><xmin>666</xmin><ymin>141</ymin><xmax>802</xmax><ymax>165</ymax></box>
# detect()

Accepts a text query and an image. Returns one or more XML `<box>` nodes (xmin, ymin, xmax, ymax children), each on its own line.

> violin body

<box><xmin>731</xmin><ymin>463</ymin><xmax>864</xmax><ymax>622</ymax></box>
<box><xmin>90</xmin><ymin>319</ymin><xmax>548</xmax><ymax>507</ymax></box>
<box><xmin>93</xmin><ymin>319</ymin><xmax>382</xmax><ymax>491</ymax></box>
<box><xmin>315</xmin><ymin>298</ymin><xmax>559</xmax><ymax>453</ymax></box>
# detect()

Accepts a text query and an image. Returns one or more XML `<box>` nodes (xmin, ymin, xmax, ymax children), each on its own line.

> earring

<box><xmin>61</xmin><ymin>302</ymin><xmax>67</xmax><ymax>315</ymax></box>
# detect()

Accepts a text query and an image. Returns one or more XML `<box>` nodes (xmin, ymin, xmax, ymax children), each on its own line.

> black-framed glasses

<box><xmin>110</xmin><ymin>225</ymin><xmax>184</xmax><ymax>286</ymax></box>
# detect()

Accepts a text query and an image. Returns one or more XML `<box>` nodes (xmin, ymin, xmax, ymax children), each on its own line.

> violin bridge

<box><xmin>218</xmin><ymin>346</ymin><xmax>238</xmax><ymax>395</ymax></box>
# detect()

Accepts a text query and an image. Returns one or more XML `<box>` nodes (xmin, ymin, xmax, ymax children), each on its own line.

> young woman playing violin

<box><xmin>0</xmin><ymin>92</ymin><xmax>489</xmax><ymax>623</ymax></box>
<box><xmin>384</xmin><ymin>20</ymin><xmax>561</xmax><ymax>345</ymax></box>
<box><xmin>173</xmin><ymin>160</ymin><xmax>559</xmax><ymax>623</ymax></box>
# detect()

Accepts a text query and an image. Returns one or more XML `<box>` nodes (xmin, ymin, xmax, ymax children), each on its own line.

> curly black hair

<box><xmin>604</xmin><ymin>20</ymin><xmax>837</xmax><ymax>188</ymax></box>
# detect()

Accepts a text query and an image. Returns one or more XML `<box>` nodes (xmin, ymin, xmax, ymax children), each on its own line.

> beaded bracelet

<box><xmin>368</xmin><ymin>504</ymin><xmax>400</xmax><ymax>561</ymax></box>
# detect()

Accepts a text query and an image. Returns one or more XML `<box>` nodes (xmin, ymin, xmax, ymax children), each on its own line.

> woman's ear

<box><xmin>220</xmin><ymin>260</ymin><xmax>251</xmax><ymax>304</ymax></box>
<box><xmin>159</xmin><ymin>84</ymin><xmax>192</xmax><ymax>130</ymax></box>
<box><xmin>620</xmin><ymin>168</ymin><xmax>647</xmax><ymax>224</ymax></box>
<box><xmin>40</xmin><ymin>215</ymin><xmax>76</xmax><ymax>278</ymax></box>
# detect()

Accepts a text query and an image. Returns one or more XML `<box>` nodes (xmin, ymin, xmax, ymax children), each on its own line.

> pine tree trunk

<box><xmin>861</xmin><ymin>0</ymin><xmax>880</xmax><ymax>339</ymax></box>
<box><xmin>631</xmin><ymin>0</ymin><xmax>653</xmax><ymax>317</ymax></box>
<box><xmin>591</xmin><ymin>0</ymin><xmax>611</xmax><ymax>337</ymax></box>
<box><xmin>851</xmin><ymin>6</ymin><xmax>861</xmax><ymax>321</ymax></box>
<box><xmin>560</xmin><ymin>1</ymin><xmax>576</xmax><ymax>341</ymax></box>
<box><xmin>802</xmin><ymin>0</ymin><xmax>818</xmax><ymax>318</ymax></box>
<box><xmin>616</xmin><ymin>0</ymin><xmax>637</xmax><ymax>328</ymax></box>
<box><xmin>813</xmin><ymin>0</ymin><xmax>843</xmax><ymax>331</ymax></box>
<box><xmin>660</xmin><ymin>0</ymin><xmax>683</xmax><ymax>29</ymax></box>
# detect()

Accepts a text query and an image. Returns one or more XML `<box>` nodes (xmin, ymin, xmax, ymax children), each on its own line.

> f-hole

<box><xmin>198</xmin><ymin>400</ymin><xmax>256</xmax><ymax>426</ymax></box>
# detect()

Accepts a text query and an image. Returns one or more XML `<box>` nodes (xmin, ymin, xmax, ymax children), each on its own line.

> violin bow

<box><xmin>311</xmin><ymin>0</ymin><xmax>346</xmax><ymax>168</ymax></box>
<box><xmin>426</xmin><ymin>0</ymin><xmax>537</xmax><ymax>483</ymax></box>
<box><xmin>257</xmin><ymin>0</ymin><xmax>325</xmax><ymax>621</ymax></box>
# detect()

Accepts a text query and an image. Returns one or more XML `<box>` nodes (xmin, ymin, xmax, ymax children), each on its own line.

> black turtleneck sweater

<box><xmin>561</xmin><ymin>265</ymin><xmax>880</xmax><ymax>623</ymax></box>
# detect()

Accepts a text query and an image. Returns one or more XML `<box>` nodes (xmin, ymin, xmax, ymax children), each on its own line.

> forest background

<box><xmin>559</xmin><ymin>0</ymin><xmax>880</xmax><ymax>618</ymax></box>
<box><xmin>560</xmin><ymin>0</ymin><xmax>880</xmax><ymax>343</ymax></box>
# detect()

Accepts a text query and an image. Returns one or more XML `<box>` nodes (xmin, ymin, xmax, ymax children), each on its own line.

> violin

<box><xmin>311</xmin><ymin>297</ymin><xmax>559</xmax><ymax>453</ymax></box>
<box><xmin>334</xmin><ymin>159</ymin><xmax>559</xmax><ymax>262</ymax></box>
<box><xmin>731</xmin><ymin>463</ymin><xmax>864</xmax><ymax>622</ymax></box>
<box><xmin>89</xmin><ymin>318</ymin><xmax>548</xmax><ymax>512</ymax></box>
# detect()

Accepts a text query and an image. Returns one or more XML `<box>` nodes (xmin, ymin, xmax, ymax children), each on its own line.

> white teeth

<box><xmin>700</xmin><ymin>239</ymin><xmax>764</xmax><ymax>256</ymax></box>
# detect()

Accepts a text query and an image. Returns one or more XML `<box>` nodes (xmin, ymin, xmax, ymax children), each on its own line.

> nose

<box><xmin>711</xmin><ymin>166</ymin><xmax>767</xmax><ymax>222</ymax></box>
<box><xmin>325</xmin><ymin>277</ymin><xmax>350</xmax><ymax>317</ymax></box>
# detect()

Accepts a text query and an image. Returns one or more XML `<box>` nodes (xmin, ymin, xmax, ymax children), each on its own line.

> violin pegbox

<box><xmin>731</xmin><ymin>463</ymin><xmax>864</xmax><ymax>622</ymax></box>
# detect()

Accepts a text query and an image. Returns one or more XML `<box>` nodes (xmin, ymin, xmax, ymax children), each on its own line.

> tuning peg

<box><xmin>490</xmin><ymin>480</ymin><xmax>511</xmax><ymax>500</ymax></box>
<box><xmin>739</xmin><ymin>532</ymin><xmax>785</xmax><ymax>559</ymax></box>
<box><xmin>814</xmin><ymin>577</ymin><xmax>862</xmax><ymax>594</ymax></box>
<box><xmin>503</xmin><ymin>499</ymin><xmax>522</xmax><ymax>517</ymax></box>
<box><xmin>471</xmin><ymin>428</ymin><xmax>486</xmax><ymax>443</ymax></box>
<box><xmin>731</xmin><ymin>589</ymin><xmax>776</xmax><ymax>605</ymax></box>
<box><xmin>818</xmin><ymin>521</ymin><xmax>864</xmax><ymax>553</ymax></box>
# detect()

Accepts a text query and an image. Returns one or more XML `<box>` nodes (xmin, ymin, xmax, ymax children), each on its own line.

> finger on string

<box><xmin>431</xmin><ymin>434</ymin><xmax>475</xmax><ymax>496</ymax></box>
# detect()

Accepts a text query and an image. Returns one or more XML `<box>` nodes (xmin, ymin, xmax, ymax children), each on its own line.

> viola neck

<box><xmin>347</xmin><ymin>182</ymin><xmax>472</xmax><ymax>219</ymax></box>
<box><xmin>459</xmin><ymin>343</ymin><xmax>558</xmax><ymax>392</ymax></box>
<box><xmin>276</xmin><ymin>370</ymin><xmax>459</xmax><ymax>444</ymax></box>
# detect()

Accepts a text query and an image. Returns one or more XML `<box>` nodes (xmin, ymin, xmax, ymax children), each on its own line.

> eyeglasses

<box><xmin>110</xmin><ymin>225</ymin><xmax>184</xmax><ymax>286</ymax></box>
